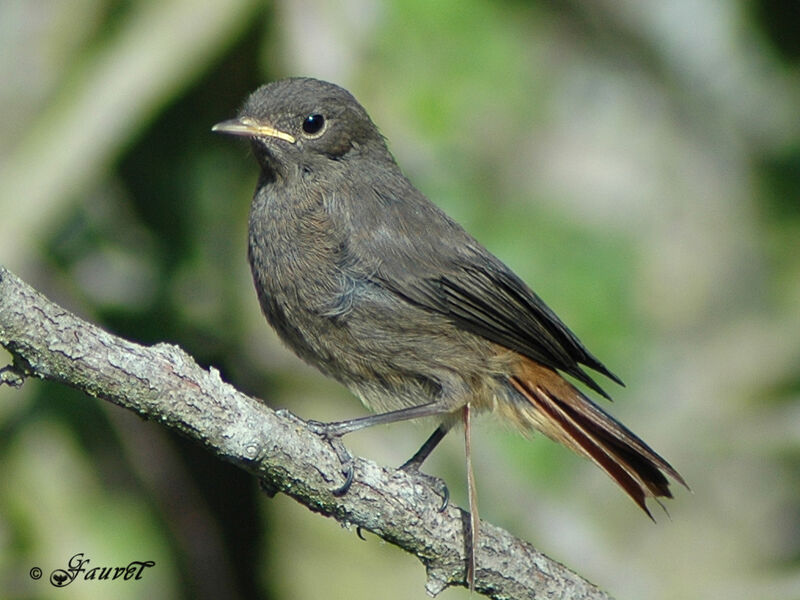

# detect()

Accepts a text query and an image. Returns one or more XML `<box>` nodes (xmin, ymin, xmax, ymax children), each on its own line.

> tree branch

<box><xmin>0</xmin><ymin>265</ymin><xmax>612</xmax><ymax>599</ymax></box>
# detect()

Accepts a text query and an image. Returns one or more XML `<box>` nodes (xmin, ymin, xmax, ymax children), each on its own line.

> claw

<box><xmin>400</xmin><ymin>462</ymin><xmax>449</xmax><ymax>511</ymax></box>
<box><xmin>331</xmin><ymin>461</ymin><xmax>354</xmax><ymax>496</ymax></box>
<box><xmin>307</xmin><ymin>419</ymin><xmax>356</xmax><ymax>496</ymax></box>
<box><xmin>438</xmin><ymin>483</ymin><xmax>450</xmax><ymax>512</ymax></box>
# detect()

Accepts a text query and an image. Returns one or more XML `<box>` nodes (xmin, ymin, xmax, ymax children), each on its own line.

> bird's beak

<box><xmin>212</xmin><ymin>117</ymin><xmax>296</xmax><ymax>144</ymax></box>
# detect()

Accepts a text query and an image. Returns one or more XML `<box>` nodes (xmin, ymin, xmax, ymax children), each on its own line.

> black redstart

<box><xmin>213</xmin><ymin>77</ymin><xmax>685</xmax><ymax>587</ymax></box>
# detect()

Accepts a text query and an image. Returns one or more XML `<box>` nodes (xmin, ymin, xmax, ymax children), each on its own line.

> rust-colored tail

<box><xmin>508</xmin><ymin>360</ymin><xmax>686</xmax><ymax>517</ymax></box>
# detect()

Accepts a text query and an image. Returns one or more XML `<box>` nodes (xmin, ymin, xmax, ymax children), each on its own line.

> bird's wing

<box><xmin>340</xmin><ymin>177</ymin><xmax>622</xmax><ymax>398</ymax></box>
<box><xmin>387</xmin><ymin>250</ymin><xmax>620</xmax><ymax>398</ymax></box>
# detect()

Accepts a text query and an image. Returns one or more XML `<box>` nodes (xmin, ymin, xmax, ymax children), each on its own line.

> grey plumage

<box><xmin>214</xmin><ymin>76</ymin><xmax>685</xmax><ymax>520</ymax></box>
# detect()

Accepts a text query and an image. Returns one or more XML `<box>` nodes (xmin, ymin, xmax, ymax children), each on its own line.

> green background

<box><xmin>1</xmin><ymin>1</ymin><xmax>799</xmax><ymax>599</ymax></box>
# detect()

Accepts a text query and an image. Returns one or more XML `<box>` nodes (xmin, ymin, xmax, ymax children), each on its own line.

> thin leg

<box><xmin>400</xmin><ymin>425</ymin><xmax>451</xmax><ymax>511</ymax></box>
<box><xmin>307</xmin><ymin>401</ymin><xmax>453</xmax><ymax>497</ymax></box>
<box><xmin>464</xmin><ymin>403</ymin><xmax>478</xmax><ymax>591</ymax></box>
<box><xmin>309</xmin><ymin>401</ymin><xmax>450</xmax><ymax>437</ymax></box>
<box><xmin>399</xmin><ymin>425</ymin><xmax>448</xmax><ymax>471</ymax></box>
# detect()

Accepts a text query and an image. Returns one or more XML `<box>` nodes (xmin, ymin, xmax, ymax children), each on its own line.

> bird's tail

<box><xmin>507</xmin><ymin>359</ymin><xmax>686</xmax><ymax>517</ymax></box>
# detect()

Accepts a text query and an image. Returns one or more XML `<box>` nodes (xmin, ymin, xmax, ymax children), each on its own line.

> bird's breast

<box><xmin>246</xmin><ymin>184</ymin><xmax>368</xmax><ymax>360</ymax></box>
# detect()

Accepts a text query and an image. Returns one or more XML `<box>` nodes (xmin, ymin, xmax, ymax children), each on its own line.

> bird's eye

<box><xmin>302</xmin><ymin>114</ymin><xmax>326</xmax><ymax>136</ymax></box>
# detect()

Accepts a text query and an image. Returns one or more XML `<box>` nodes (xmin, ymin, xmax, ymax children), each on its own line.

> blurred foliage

<box><xmin>1</xmin><ymin>1</ymin><xmax>800</xmax><ymax>599</ymax></box>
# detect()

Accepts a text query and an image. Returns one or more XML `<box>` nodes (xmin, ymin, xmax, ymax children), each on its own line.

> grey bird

<box><xmin>213</xmin><ymin>77</ymin><xmax>686</xmax><ymax>588</ymax></box>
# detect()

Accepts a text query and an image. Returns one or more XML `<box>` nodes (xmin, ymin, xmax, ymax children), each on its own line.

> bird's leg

<box><xmin>306</xmin><ymin>401</ymin><xmax>452</xmax><ymax>496</ymax></box>
<box><xmin>463</xmin><ymin>402</ymin><xmax>479</xmax><ymax>591</ymax></box>
<box><xmin>399</xmin><ymin>424</ymin><xmax>448</xmax><ymax>470</ymax></box>
<box><xmin>399</xmin><ymin>425</ymin><xmax>451</xmax><ymax>511</ymax></box>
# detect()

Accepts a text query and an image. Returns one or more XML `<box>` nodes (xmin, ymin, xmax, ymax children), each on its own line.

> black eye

<box><xmin>302</xmin><ymin>114</ymin><xmax>325</xmax><ymax>135</ymax></box>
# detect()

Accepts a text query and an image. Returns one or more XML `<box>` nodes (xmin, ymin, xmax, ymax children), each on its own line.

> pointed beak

<box><xmin>212</xmin><ymin>117</ymin><xmax>296</xmax><ymax>144</ymax></box>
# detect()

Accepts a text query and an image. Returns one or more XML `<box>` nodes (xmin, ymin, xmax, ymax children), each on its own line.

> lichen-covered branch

<box><xmin>0</xmin><ymin>265</ymin><xmax>612</xmax><ymax>600</ymax></box>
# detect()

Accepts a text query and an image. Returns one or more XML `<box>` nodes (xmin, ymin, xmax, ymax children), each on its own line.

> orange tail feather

<box><xmin>508</xmin><ymin>360</ymin><xmax>686</xmax><ymax>517</ymax></box>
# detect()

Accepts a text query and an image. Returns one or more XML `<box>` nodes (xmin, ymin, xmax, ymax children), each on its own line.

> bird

<box><xmin>213</xmin><ymin>77</ymin><xmax>686</xmax><ymax>588</ymax></box>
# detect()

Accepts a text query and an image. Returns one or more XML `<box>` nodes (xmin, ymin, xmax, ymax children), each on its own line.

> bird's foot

<box><xmin>307</xmin><ymin>420</ymin><xmax>355</xmax><ymax>496</ymax></box>
<box><xmin>399</xmin><ymin>460</ymin><xmax>450</xmax><ymax>512</ymax></box>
